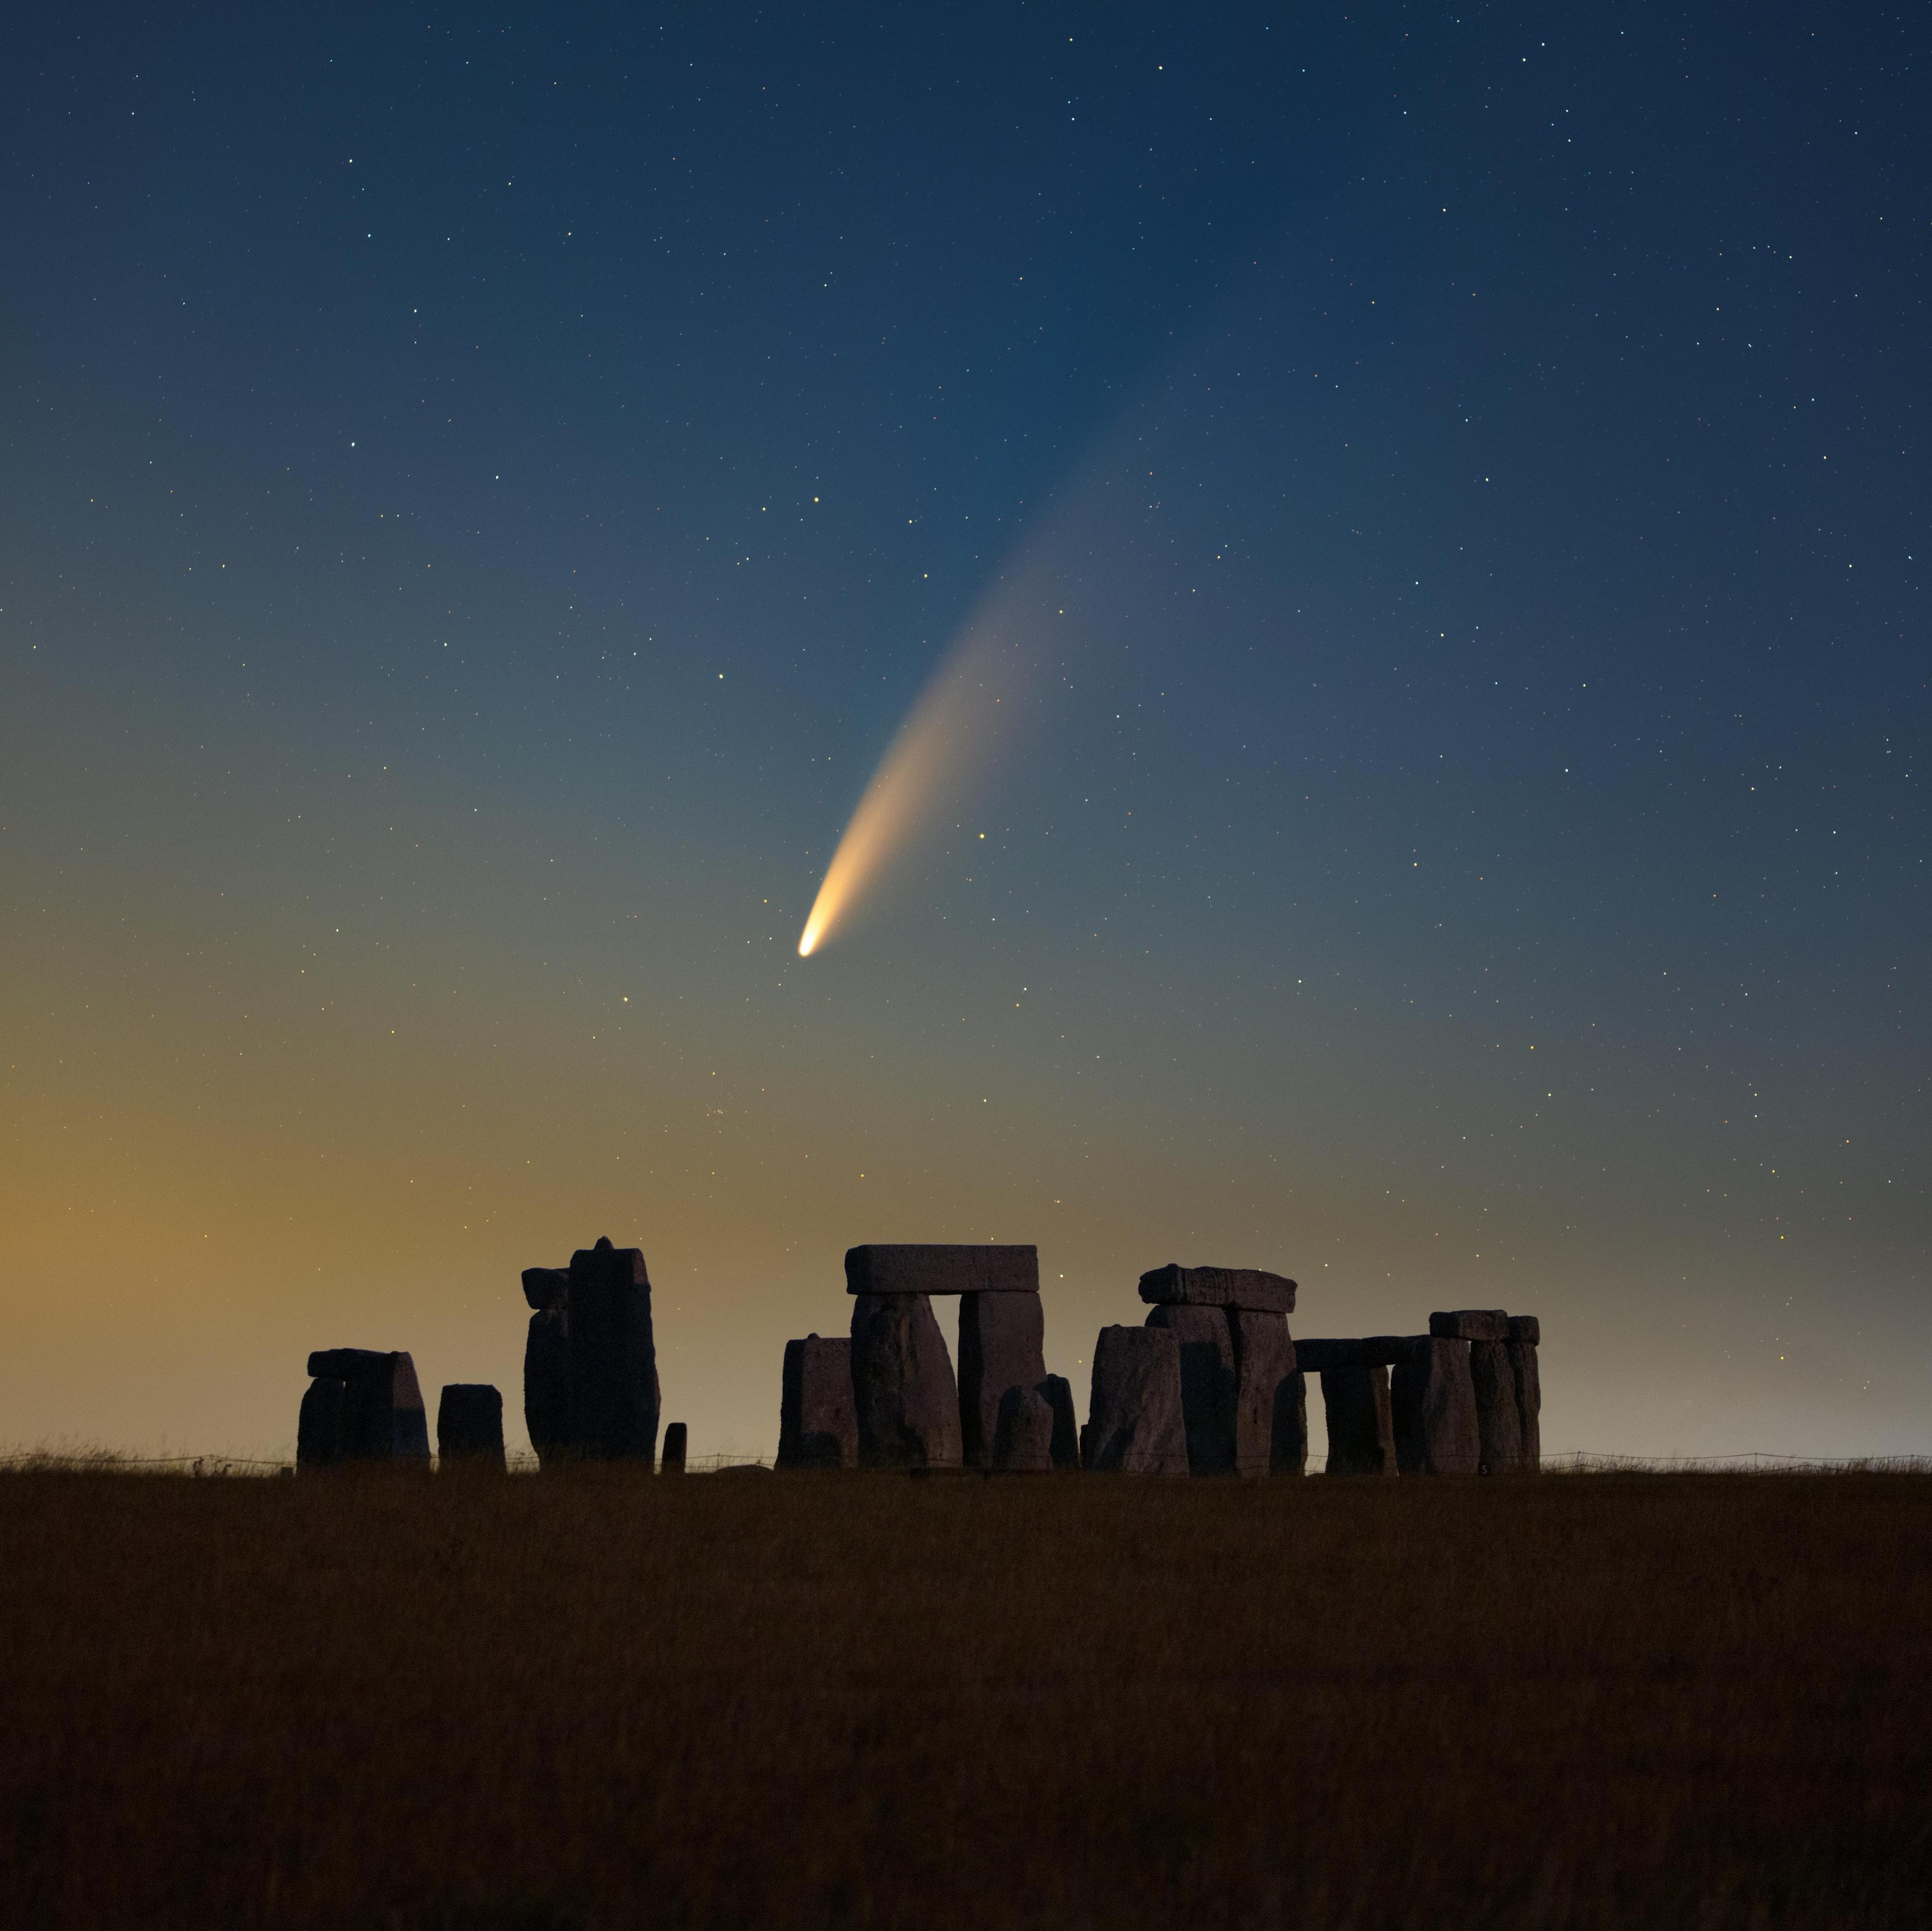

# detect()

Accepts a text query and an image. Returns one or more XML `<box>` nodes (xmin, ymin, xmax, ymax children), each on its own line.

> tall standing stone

<box><xmin>777</xmin><ymin>1334</ymin><xmax>858</xmax><ymax>1470</ymax></box>
<box><xmin>1320</xmin><ymin>1366</ymin><xmax>1398</xmax><ymax>1476</ymax></box>
<box><xmin>850</xmin><ymin>1293</ymin><xmax>963</xmax><ymax>1469</ymax></box>
<box><xmin>1469</xmin><ymin>1340</ymin><xmax>1524</xmax><ymax>1473</ymax></box>
<box><xmin>1508</xmin><ymin>1315</ymin><xmax>1542</xmax><ymax>1471</ymax></box>
<box><xmin>958</xmin><ymin>1291</ymin><xmax>1048</xmax><ymax>1469</ymax></box>
<box><xmin>306</xmin><ymin>1349</ymin><xmax>431</xmax><ymax>1463</ymax></box>
<box><xmin>993</xmin><ymin>1386</ymin><xmax>1055</xmax><ymax>1471</ymax></box>
<box><xmin>296</xmin><ymin>1376</ymin><xmax>346</xmax><ymax>1469</ymax></box>
<box><xmin>1038</xmin><ymin>1372</ymin><xmax>1080</xmax><ymax>1470</ymax></box>
<box><xmin>1227</xmin><ymin>1307</ymin><xmax>1298</xmax><ymax>1478</ymax></box>
<box><xmin>565</xmin><ymin>1237</ymin><xmax>661</xmax><ymax>1462</ymax></box>
<box><xmin>1273</xmin><ymin>1370</ymin><xmax>1310</xmax><ymax>1476</ymax></box>
<box><xmin>523</xmin><ymin>1306</ymin><xmax>572</xmax><ymax>1466</ymax></box>
<box><xmin>1392</xmin><ymin>1335</ymin><xmax>1481</xmax><ymax>1475</ymax></box>
<box><xmin>1144</xmin><ymin>1305</ymin><xmax>1237</xmax><ymax>1475</ymax></box>
<box><xmin>1081</xmin><ymin>1326</ymin><xmax>1188</xmax><ymax>1475</ymax></box>
<box><xmin>437</xmin><ymin>1384</ymin><xmax>506</xmax><ymax>1469</ymax></box>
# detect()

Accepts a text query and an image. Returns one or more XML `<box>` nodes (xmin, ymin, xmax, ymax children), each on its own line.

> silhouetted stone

<box><xmin>958</xmin><ymin>1291</ymin><xmax>1048</xmax><ymax>1469</ymax></box>
<box><xmin>844</xmin><ymin>1244</ymin><xmax>1039</xmax><ymax>1296</ymax></box>
<box><xmin>1509</xmin><ymin>1328</ymin><xmax>1542</xmax><ymax>1471</ymax></box>
<box><xmin>993</xmin><ymin>1386</ymin><xmax>1055</xmax><ymax>1472</ymax></box>
<box><xmin>1429</xmin><ymin>1310</ymin><xmax>1509</xmax><ymax>1343</ymax></box>
<box><xmin>1082</xmin><ymin>1326</ymin><xmax>1188</xmax><ymax>1475</ymax></box>
<box><xmin>566</xmin><ymin>1237</ymin><xmax>660</xmax><ymax>1462</ymax></box>
<box><xmin>1294</xmin><ymin>1336</ymin><xmax>1421</xmax><ymax>1373</ymax></box>
<box><xmin>850</xmin><ymin>1293</ymin><xmax>963</xmax><ymax>1469</ymax></box>
<box><xmin>1038</xmin><ymin>1372</ymin><xmax>1079</xmax><ymax>1470</ymax></box>
<box><xmin>1320</xmin><ymin>1366</ymin><xmax>1398</xmax><ymax>1476</ymax></box>
<box><xmin>524</xmin><ymin>1307</ymin><xmax>572</xmax><ymax>1466</ymax></box>
<box><xmin>1144</xmin><ymin>1305</ymin><xmax>1236</xmax><ymax>1475</ymax></box>
<box><xmin>777</xmin><ymin>1334</ymin><xmax>858</xmax><ymax>1471</ymax></box>
<box><xmin>1469</xmin><ymin>1341</ymin><xmax>1524</xmax><ymax>1473</ymax></box>
<box><xmin>660</xmin><ymin>1422</ymin><xmax>687</xmax><ymax>1475</ymax></box>
<box><xmin>1227</xmin><ymin>1307</ymin><xmax>1297</xmax><ymax>1477</ymax></box>
<box><xmin>297</xmin><ymin>1376</ymin><xmax>346</xmax><ymax>1469</ymax></box>
<box><xmin>1392</xmin><ymin>1337</ymin><xmax>1481</xmax><ymax>1474</ymax></box>
<box><xmin>1273</xmin><ymin>1370</ymin><xmax>1310</xmax><ymax>1476</ymax></box>
<box><xmin>436</xmin><ymin>1384</ymin><xmax>505</xmax><ymax>1468</ymax></box>
<box><xmin>302</xmin><ymin>1350</ymin><xmax>430</xmax><ymax>1462</ymax></box>
<box><xmin>1138</xmin><ymin>1264</ymin><xmax>1297</xmax><ymax>1313</ymax></box>
<box><xmin>1508</xmin><ymin>1313</ymin><xmax>1540</xmax><ymax>1347</ymax></box>
<box><xmin>522</xmin><ymin>1267</ymin><xmax>568</xmax><ymax>1311</ymax></box>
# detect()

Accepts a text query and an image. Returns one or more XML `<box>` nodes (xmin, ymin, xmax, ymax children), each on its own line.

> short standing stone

<box><xmin>1038</xmin><ymin>1373</ymin><xmax>1080</xmax><ymax>1470</ymax></box>
<box><xmin>524</xmin><ymin>1307</ymin><xmax>572</xmax><ymax>1466</ymax></box>
<box><xmin>1468</xmin><ymin>1342</ymin><xmax>1523</xmax><ymax>1473</ymax></box>
<box><xmin>437</xmin><ymin>1384</ymin><xmax>506</xmax><ymax>1468</ymax></box>
<box><xmin>1138</xmin><ymin>1264</ymin><xmax>1297</xmax><ymax>1313</ymax></box>
<box><xmin>1320</xmin><ymin>1366</ymin><xmax>1398</xmax><ymax>1476</ymax></box>
<box><xmin>777</xmin><ymin>1334</ymin><xmax>859</xmax><ymax>1470</ymax></box>
<box><xmin>958</xmin><ymin>1291</ymin><xmax>1048</xmax><ymax>1469</ymax></box>
<box><xmin>845</xmin><ymin>1244</ymin><xmax>1040</xmax><ymax>1296</ymax></box>
<box><xmin>1508</xmin><ymin>1318</ymin><xmax>1542</xmax><ymax>1471</ymax></box>
<box><xmin>850</xmin><ymin>1294</ymin><xmax>963</xmax><ymax>1469</ymax></box>
<box><xmin>305</xmin><ymin>1350</ymin><xmax>431</xmax><ymax>1462</ymax></box>
<box><xmin>1082</xmin><ymin>1326</ymin><xmax>1188</xmax><ymax>1475</ymax></box>
<box><xmin>1392</xmin><ymin>1337</ymin><xmax>1481</xmax><ymax>1475</ymax></box>
<box><xmin>566</xmin><ymin>1237</ymin><xmax>661</xmax><ymax>1462</ymax></box>
<box><xmin>1226</xmin><ymin>1307</ymin><xmax>1298</xmax><ymax>1477</ymax></box>
<box><xmin>660</xmin><ymin>1422</ymin><xmax>687</xmax><ymax>1475</ymax></box>
<box><xmin>1429</xmin><ymin>1310</ymin><xmax>1510</xmax><ymax>1343</ymax></box>
<box><xmin>993</xmin><ymin>1386</ymin><xmax>1055</xmax><ymax>1471</ymax></box>
<box><xmin>296</xmin><ymin>1377</ymin><xmax>346</xmax><ymax>1469</ymax></box>
<box><xmin>1145</xmin><ymin>1305</ymin><xmax>1237</xmax><ymax>1475</ymax></box>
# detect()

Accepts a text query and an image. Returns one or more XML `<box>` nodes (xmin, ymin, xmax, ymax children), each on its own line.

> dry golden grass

<box><xmin>2</xmin><ymin>1465</ymin><xmax>1928</xmax><ymax>1929</ymax></box>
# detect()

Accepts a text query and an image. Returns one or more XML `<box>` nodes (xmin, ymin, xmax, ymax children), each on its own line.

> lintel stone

<box><xmin>1429</xmin><ymin>1309</ymin><xmax>1510</xmax><ymax>1343</ymax></box>
<box><xmin>1138</xmin><ymin>1264</ymin><xmax>1296</xmax><ymax>1313</ymax></box>
<box><xmin>845</xmin><ymin>1244</ymin><xmax>1039</xmax><ymax>1296</ymax></box>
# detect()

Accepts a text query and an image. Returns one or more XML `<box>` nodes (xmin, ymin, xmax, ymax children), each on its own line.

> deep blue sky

<box><xmin>3</xmin><ymin>3</ymin><xmax>1927</xmax><ymax>1461</ymax></box>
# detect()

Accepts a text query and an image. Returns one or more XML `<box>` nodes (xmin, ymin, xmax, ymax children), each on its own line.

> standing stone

<box><xmin>660</xmin><ymin>1422</ymin><xmax>688</xmax><ymax>1475</ymax></box>
<box><xmin>306</xmin><ymin>1349</ymin><xmax>431</xmax><ymax>1463</ymax></box>
<box><xmin>1227</xmin><ymin>1307</ymin><xmax>1298</xmax><ymax>1477</ymax></box>
<box><xmin>524</xmin><ymin>1306</ymin><xmax>572</xmax><ymax>1466</ymax></box>
<box><xmin>1392</xmin><ymin>1337</ymin><xmax>1481</xmax><ymax>1475</ymax></box>
<box><xmin>1469</xmin><ymin>1340</ymin><xmax>1524</xmax><ymax>1474</ymax></box>
<box><xmin>845</xmin><ymin>1244</ymin><xmax>1039</xmax><ymax>1296</ymax></box>
<box><xmin>1138</xmin><ymin>1263</ymin><xmax>1297</xmax><ymax>1313</ymax></box>
<box><xmin>437</xmin><ymin>1384</ymin><xmax>506</xmax><ymax>1469</ymax></box>
<box><xmin>1508</xmin><ymin>1316</ymin><xmax>1542</xmax><ymax>1471</ymax></box>
<box><xmin>1320</xmin><ymin>1366</ymin><xmax>1398</xmax><ymax>1476</ymax></box>
<box><xmin>1082</xmin><ymin>1326</ymin><xmax>1188</xmax><ymax>1475</ymax></box>
<box><xmin>296</xmin><ymin>1377</ymin><xmax>346</xmax><ymax>1469</ymax></box>
<box><xmin>1273</xmin><ymin>1370</ymin><xmax>1310</xmax><ymax>1476</ymax></box>
<box><xmin>777</xmin><ymin>1334</ymin><xmax>859</xmax><ymax>1470</ymax></box>
<box><xmin>1145</xmin><ymin>1305</ymin><xmax>1237</xmax><ymax>1475</ymax></box>
<box><xmin>958</xmin><ymin>1291</ymin><xmax>1048</xmax><ymax>1469</ymax></box>
<box><xmin>1038</xmin><ymin>1372</ymin><xmax>1080</xmax><ymax>1470</ymax></box>
<box><xmin>850</xmin><ymin>1293</ymin><xmax>963</xmax><ymax>1469</ymax></box>
<box><xmin>992</xmin><ymin>1386</ymin><xmax>1055</xmax><ymax>1472</ymax></box>
<box><xmin>566</xmin><ymin>1237</ymin><xmax>661</xmax><ymax>1462</ymax></box>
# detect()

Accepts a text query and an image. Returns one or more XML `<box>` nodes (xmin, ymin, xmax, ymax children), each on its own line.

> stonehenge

<box><xmin>660</xmin><ymin>1422</ymin><xmax>688</xmax><ymax>1475</ymax></box>
<box><xmin>959</xmin><ymin>1289</ymin><xmax>1048</xmax><ymax>1470</ymax></box>
<box><xmin>777</xmin><ymin>1334</ymin><xmax>859</xmax><ymax>1470</ymax></box>
<box><xmin>993</xmin><ymin>1386</ymin><xmax>1056</xmax><ymax>1471</ymax></box>
<box><xmin>436</xmin><ymin>1384</ymin><xmax>506</xmax><ymax>1469</ymax></box>
<box><xmin>850</xmin><ymin>1292</ymin><xmax>965</xmax><ymax>1469</ymax></box>
<box><xmin>1319</xmin><ymin>1365</ymin><xmax>1399</xmax><ymax>1476</ymax></box>
<box><xmin>1144</xmin><ymin>1304</ymin><xmax>1238</xmax><ymax>1475</ymax></box>
<box><xmin>1080</xmin><ymin>1326</ymin><xmax>1189</xmax><ymax>1474</ymax></box>
<box><xmin>1508</xmin><ymin>1316</ymin><xmax>1542</xmax><ymax>1469</ymax></box>
<box><xmin>297</xmin><ymin>1350</ymin><xmax>431</xmax><ymax>1467</ymax></box>
<box><xmin>513</xmin><ymin>1237</ymin><xmax>662</xmax><ymax>1465</ymax></box>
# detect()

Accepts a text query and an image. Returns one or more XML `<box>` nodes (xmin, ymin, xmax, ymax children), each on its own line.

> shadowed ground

<box><xmin>2</xmin><ymin>1466</ymin><xmax>1928</xmax><ymax>1928</ymax></box>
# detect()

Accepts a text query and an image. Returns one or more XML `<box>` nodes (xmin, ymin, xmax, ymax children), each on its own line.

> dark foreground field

<box><xmin>3</xmin><ymin>1467</ymin><xmax>1929</xmax><ymax>1929</ymax></box>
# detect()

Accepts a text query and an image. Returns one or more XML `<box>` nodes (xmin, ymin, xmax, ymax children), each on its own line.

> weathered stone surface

<box><xmin>524</xmin><ymin>1308</ymin><xmax>572</xmax><ymax>1467</ymax></box>
<box><xmin>1145</xmin><ymin>1305</ymin><xmax>1237</xmax><ymax>1475</ymax></box>
<box><xmin>1392</xmin><ymin>1337</ymin><xmax>1482</xmax><ymax>1475</ymax></box>
<box><xmin>1081</xmin><ymin>1326</ymin><xmax>1188</xmax><ymax>1475</ymax></box>
<box><xmin>1469</xmin><ymin>1340</ymin><xmax>1524</xmax><ymax>1474</ymax></box>
<box><xmin>844</xmin><ymin>1244</ymin><xmax>1039</xmax><ymax>1296</ymax></box>
<box><xmin>1320</xmin><ymin>1366</ymin><xmax>1398</xmax><ymax>1476</ymax></box>
<box><xmin>304</xmin><ymin>1350</ymin><xmax>430</xmax><ymax>1462</ymax></box>
<box><xmin>660</xmin><ymin>1422</ymin><xmax>688</xmax><ymax>1475</ymax></box>
<box><xmin>1292</xmin><ymin>1336</ymin><xmax>1421</xmax><ymax>1374</ymax></box>
<box><xmin>958</xmin><ymin>1291</ymin><xmax>1048</xmax><ymax>1469</ymax></box>
<box><xmin>993</xmin><ymin>1386</ymin><xmax>1055</xmax><ymax>1472</ymax></box>
<box><xmin>566</xmin><ymin>1236</ymin><xmax>661</xmax><ymax>1462</ymax></box>
<box><xmin>522</xmin><ymin>1267</ymin><xmax>568</xmax><ymax>1311</ymax></box>
<box><xmin>777</xmin><ymin>1334</ymin><xmax>858</xmax><ymax>1471</ymax></box>
<box><xmin>1038</xmin><ymin>1373</ymin><xmax>1079</xmax><ymax>1470</ymax></box>
<box><xmin>1138</xmin><ymin>1264</ymin><xmax>1297</xmax><ymax>1313</ymax></box>
<box><xmin>437</xmin><ymin>1384</ymin><xmax>505</xmax><ymax>1467</ymax></box>
<box><xmin>1509</xmin><ymin>1337</ymin><xmax>1542</xmax><ymax>1471</ymax></box>
<box><xmin>1507</xmin><ymin>1314</ymin><xmax>1541</xmax><ymax>1347</ymax></box>
<box><xmin>296</xmin><ymin>1377</ymin><xmax>346</xmax><ymax>1469</ymax></box>
<box><xmin>850</xmin><ymin>1294</ymin><xmax>963</xmax><ymax>1469</ymax></box>
<box><xmin>1429</xmin><ymin>1309</ymin><xmax>1510</xmax><ymax>1343</ymax></box>
<box><xmin>1226</xmin><ymin>1307</ymin><xmax>1297</xmax><ymax>1477</ymax></box>
<box><xmin>1273</xmin><ymin>1370</ymin><xmax>1310</xmax><ymax>1476</ymax></box>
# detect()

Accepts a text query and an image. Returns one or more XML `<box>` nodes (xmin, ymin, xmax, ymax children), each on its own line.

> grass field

<box><xmin>3</xmin><ymin>1465</ymin><xmax>1928</xmax><ymax>1929</ymax></box>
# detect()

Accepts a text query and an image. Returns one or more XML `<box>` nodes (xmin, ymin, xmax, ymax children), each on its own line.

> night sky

<box><xmin>4</xmin><ymin>5</ymin><xmax>1926</xmax><ymax>1463</ymax></box>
